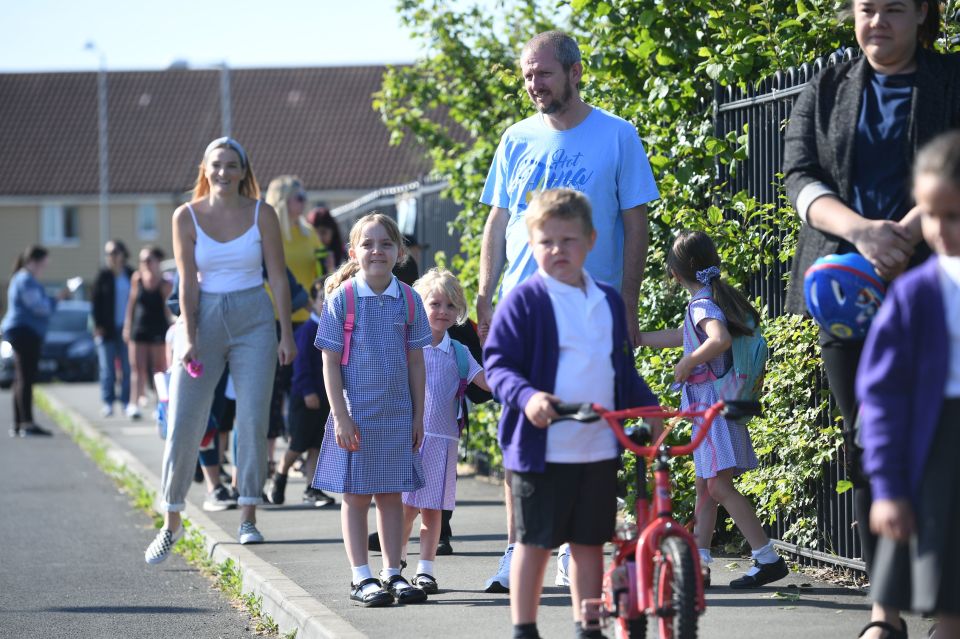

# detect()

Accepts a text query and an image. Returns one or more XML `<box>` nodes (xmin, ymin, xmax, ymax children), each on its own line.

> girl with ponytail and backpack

<box><xmin>639</xmin><ymin>230</ymin><xmax>788</xmax><ymax>589</ymax></box>
<box><xmin>399</xmin><ymin>268</ymin><xmax>491</xmax><ymax>594</ymax></box>
<box><xmin>311</xmin><ymin>213</ymin><xmax>432</xmax><ymax>607</ymax></box>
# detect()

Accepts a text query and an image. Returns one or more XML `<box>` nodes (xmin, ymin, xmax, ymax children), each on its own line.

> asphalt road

<box><xmin>7</xmin><ymin>383</ymin><xmax>941</xmax><ymax>639</ymax></box>
<box><xmin>0</xmin><ymin>389</ymin><xmax>259</xmax><ymax>639</ymax></box>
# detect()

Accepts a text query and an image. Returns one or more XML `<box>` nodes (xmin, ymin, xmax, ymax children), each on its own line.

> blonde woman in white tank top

<box><xmin>144</xmin><ymin>137</ymin><xmax>296</xmax><ymax>564</ymax></box>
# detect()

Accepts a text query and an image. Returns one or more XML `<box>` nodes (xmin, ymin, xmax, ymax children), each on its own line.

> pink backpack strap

<box><xmin>398</xmin><ymin>281</ymin><xmax>415</xmax><ymax>325</ymax></box>
<box><xmin>398</xmin><ymin>281</ymin><xmax>415</xmax><ymax>347</ymax></box>
<box><xmin>340</xmin><ymin>279</ymin><xmax>356</xmax><ymax>366</ymax></box>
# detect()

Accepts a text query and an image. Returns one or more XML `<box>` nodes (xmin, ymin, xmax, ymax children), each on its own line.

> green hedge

<box><xmin>375</xmin><ymin>0</ymin><xmax>960</xmax><ymax>546</ymax></box>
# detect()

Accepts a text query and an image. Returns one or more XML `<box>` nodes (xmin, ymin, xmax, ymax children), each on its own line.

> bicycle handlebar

<box><xmin>552</xmin><ymin>400</ymin><xmax>762</xmax><ymax>459</ymax></box>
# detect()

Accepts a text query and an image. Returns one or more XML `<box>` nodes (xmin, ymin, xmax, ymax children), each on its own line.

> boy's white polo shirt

<box><xmin>938</xmin><ymin>256</ymin><xmax>960</xmax><ymax>397</ymax></box>
<box><xmin>540</xmin><ymin>269</ymin><xmax>619</xmax><ymax>463</ymax></box>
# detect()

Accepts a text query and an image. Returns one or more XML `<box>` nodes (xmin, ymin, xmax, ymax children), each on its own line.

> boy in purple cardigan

<box><xmin>484</xmin><ymin>189</ymin><xmax>658</xmax><ymax>639</ymax></box>
<box><xmin>857</xmin><ymin>131</ymin><xmax>960</xmax><ymax>633</ymax></box>
<box><xmin>269</xmin><ymin>278</ymin><xmax>336</xmax><ymax>508</ymax></box>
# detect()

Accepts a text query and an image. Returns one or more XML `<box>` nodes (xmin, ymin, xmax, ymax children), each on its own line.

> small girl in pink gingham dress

<box><xmin>401</xmin><ymin>269</ymin><xmax>490</xmax><ymax>594</ymax></box>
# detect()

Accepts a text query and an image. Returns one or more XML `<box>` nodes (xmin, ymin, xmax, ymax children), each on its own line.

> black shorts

<box><xmin>512</xmin><ymin>459</ymin><xmax>619</xmax><ymax>549</ymax></box>
<box><xmin>218</xmin><ymin>398</ymin><xmax>236</xmax><ymax>433</ymax></box>
<box><xmin>287</xmin><ymin>393</ymin><xmax>328</xmax><ymax>452</ymax></box>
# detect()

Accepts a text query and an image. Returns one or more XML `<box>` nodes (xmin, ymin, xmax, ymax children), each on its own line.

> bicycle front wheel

<box><xmin>615</xmin><ymin>615</ymin><xmax>647</xmax><ymax>639</ymax></box>
<box><xmin>653</xmin><ymin>535</ymin><xmax>698</xmax><ymax>639</ymax></box>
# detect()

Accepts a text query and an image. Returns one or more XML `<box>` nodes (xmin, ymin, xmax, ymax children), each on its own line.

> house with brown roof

<box><xmin>0</xmin><ymin>65</ymin><xmax>431</xmax><ymax>299</ymax></box>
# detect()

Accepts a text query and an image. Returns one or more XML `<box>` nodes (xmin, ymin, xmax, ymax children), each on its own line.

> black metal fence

<box><xmin>330</xmin><ymin>178</ymin><xmax>463</xmax><ymax>275</ymax></box>
<box><xmin>714</xmin><ymin>49</ymin><xmax>865</xmax><ymax>572</ymax></box>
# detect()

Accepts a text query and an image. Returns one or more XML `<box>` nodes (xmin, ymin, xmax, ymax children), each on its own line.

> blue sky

<box><xmin>0</xmin><ymin>1</ymin><xmax>431</xmax><ymax>72</ymax></box>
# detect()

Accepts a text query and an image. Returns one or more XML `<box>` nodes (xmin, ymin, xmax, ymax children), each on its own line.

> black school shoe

<box><xmin>350</xmin><ymin>578</ymin><xmax>394</xmax><ymax>607</ymax></box>
<box><xmin>729</xmin><ymin>557</ymin><xmax>789</xmax><ymax>589</ymax></box>
<box><xmin>383</xmin><ymin>574</ymin><xmax>428</xmax><ymax>604</ymax></box>
<box><xmin>857</xmin><ymin>619</ymin><xmax>908</xmax><ymax>639</ymax></box>
<box><xmin>436</xmin><ymin>537</ymin><xmax>454</xmax><ymax>556</ymax></box>
<box><xmin>412</xmin><ymin>573</ymin><xmax>439</xmax><ymax>594</ymax></box>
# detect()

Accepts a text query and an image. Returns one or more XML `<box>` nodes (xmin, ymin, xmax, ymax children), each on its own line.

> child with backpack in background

<box><xmin>639</xmin><ymin>230</ymin><xmax>787</xmax><ymax>589</ymax></box>
<box><xmin>399</xmin><ymin>268</ymin><xmax>491</xmax><ymax>594</ymax></box>
<box><xmin>857</xmin><ymin>131</ymin><xmax>960</xmax><ymax>638</ymax></box>
<box><xmin>269</xmin><ymin>277</ymin><xmax>337</xmax><ymax>507</ymax></box>
<box><xmin>312</xmin><ymin>213</ymin><xmax>432</xmax><ymax>607</ymax></box>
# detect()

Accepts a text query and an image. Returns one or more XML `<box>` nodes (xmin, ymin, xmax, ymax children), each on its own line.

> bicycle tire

<box><xmin>614</xmin><ymin>615</ymin><xmax>646</xmax><ymax>639</ymax></box>
<box><xmin>653</xmin><ymin>535</ymin><xmax>698</xmax><ymax>639</ymax></box>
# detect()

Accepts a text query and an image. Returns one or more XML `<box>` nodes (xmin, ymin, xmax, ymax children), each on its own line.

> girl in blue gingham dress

<box><xmin>399</xmin><ymin>269</ymin><xmax>490</xmax><ymax>593</ymax></box>
<box><xmin>311</xmin><ymin>213</ymin><xmax>433</xmax><ymax>607</ymax></box>
<box><xmin>641</xmin><ymin>230</ymin><xmax>787</xmax><ymax>589</ymax></box>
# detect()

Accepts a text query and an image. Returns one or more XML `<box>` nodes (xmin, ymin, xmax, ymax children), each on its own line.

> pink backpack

<box><xmin>339</xmin><ymin>277</ymin><xmax>416</xmax><ymax>366</ymax></box>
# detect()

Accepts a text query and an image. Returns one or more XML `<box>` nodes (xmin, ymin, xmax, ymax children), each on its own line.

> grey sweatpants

<box><xmin>159</xmin><ymin>286</ymin><xmax>277</xmax><ymax>511</ymax></box>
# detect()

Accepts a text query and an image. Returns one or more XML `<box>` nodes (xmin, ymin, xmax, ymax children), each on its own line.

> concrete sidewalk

<box><xmin>38</xmin><ymin>382</ymin><xmax>932</xmax><ymax>639</ymax></box>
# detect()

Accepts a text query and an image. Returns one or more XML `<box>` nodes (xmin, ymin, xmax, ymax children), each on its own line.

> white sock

<box><xmin>698</xmin><ymin>548</ymin><xmax>713</xmax><ymax>565</ymax></box>
<box><xmin>417</xmin><ymin>559</ymin><xmax>435</xmax><ymax>576</ymax></box>
<box><xmin>352</xmin><ymin>564</ymin><xmax>379</xmax><ymax>595</ymax></box>
<box><xmin>752</xmin><ymin>541</ymin><xmax>779</xmax><ymax>565</ymax></box>
<box><xmin>381</xmin><ymin>566</ymin><xmax>402</xmax><ymax>580</ymax></box>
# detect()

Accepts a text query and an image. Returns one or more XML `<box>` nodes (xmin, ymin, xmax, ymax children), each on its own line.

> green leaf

<box><xmin>835</xmin><ymin>480</ymin><xmax>853</xmax><ymax>494</ymax></box>
<box><xmin>655</xmin><ymin>49</ymin><xmax>677</xmax><ymax>66</ymax></box>
<box><xmin>705</xmin><ymin>62</ymin><xmax>724</xmax><ymax>80</ymax></box>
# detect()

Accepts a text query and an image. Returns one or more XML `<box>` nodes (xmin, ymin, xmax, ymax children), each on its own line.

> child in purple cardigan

<box><xmin>857</xmin><ymin>130</ymin><xmax>960</xmax><ymax>634</ymax></box>
<box><xmin>484</xmin><ymin>189</ymin><xmax>658</xmax><ymax>639</ymax></box>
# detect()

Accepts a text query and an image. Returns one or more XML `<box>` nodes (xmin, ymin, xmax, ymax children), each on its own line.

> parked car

<box><xmin>0</xmin><ymin>300</ymin><xmax>97</xmax><ymax>388</ymax></box>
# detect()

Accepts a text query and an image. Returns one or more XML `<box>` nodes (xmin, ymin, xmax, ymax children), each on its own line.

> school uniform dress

<box><xmin>402</xmin><ymin>333</ymin><xmax>482</xmax><ymax>511</ymax></box>
<box><xmin>857</xmin><ymin>255</ymin><xmax>960</xmax><ymax>615</ymax></box>
<box><xmin>311</xmin><ymin>275</ymin><xmax>431</xmax><ymax>495</ymax></box>
<box><xmin>682</xmin><ymin>291</ymin><xmax>758</xmax><ymax>479</ymax></box>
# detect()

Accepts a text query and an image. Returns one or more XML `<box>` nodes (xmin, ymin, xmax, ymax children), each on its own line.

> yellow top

<box><xmin>269</xmin><ymin>224</ymin><xmax>322</xmax><ymax>324</ymax></box>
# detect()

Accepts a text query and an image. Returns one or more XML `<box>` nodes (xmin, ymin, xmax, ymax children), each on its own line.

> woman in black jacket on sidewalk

<box><xmin>782</xmin><ymin>2</ymin><xmax>960</xmax><ymax>637</ymax></box>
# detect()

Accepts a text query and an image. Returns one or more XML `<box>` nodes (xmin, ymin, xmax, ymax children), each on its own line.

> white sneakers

<box><xmin>484</xmin><ymin>545</ymin><xmax>514</xmax><ymax>593</ymax></box>
<box><xmin>125</xmin><ymin>404</ymin><xmax>141</xmax><ymax>420</ymax></box>
<box><xmin>238</xmin><ymin>521</ymin><xmax>264</xmax><ymax>545</ymax></box>
<box><xmin>555</xmin><ymin>543</ymin><xmax>571</xmax><ymax>587</ymax></box>
<box><xmin>482</xmin><ymin>543</ymin><xmax>572</xmax><ymax>592</ymax></box>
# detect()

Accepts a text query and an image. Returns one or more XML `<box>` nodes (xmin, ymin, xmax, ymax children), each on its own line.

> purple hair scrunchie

<box><xmin>696</xmin><ymin>266</ymin><xmax>721</xmax><ymax>285</ymax></box>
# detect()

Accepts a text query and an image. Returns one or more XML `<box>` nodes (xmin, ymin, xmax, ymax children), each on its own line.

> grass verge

<box><xmin>35</xmin><ymin>390</ymin><xmax>292</xmax><ymax>638</ymax></box>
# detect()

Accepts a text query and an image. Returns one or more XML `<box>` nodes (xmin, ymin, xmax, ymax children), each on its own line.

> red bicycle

<box><xmin>553</xmin><ymin>399</ymin><xmax>761</xmax><ymax>639</ymax></box>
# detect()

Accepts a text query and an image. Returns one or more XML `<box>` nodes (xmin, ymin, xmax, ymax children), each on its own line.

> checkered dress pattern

<box><xmin>311</xmin><ymin>278</ymin><xmax>432</xmax><ymax>494</ymax></box>
<box><xmin>403</xmin><ymin>336</ymin><xmax>482</xmax><ymax>511</ymax></box>
<box><xmin>682</xmin><ymin>292</ymin><xmax>759</xmax><ymax>479</ymax></box>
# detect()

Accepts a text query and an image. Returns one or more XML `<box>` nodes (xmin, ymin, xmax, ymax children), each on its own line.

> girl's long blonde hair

<box><xmin>264</xmin><ymin>175</ymin><xmax>309</xmax><ymax>242</ymax></box>
<box><xmin>325</xmin><ymin>213</ymin><xmax>407</xmax><ymax>294</ymax></box>
<box><xmin>414</xmin><ymin>268</ymin><xmax>468</xmax><ymax>325</ymax></box>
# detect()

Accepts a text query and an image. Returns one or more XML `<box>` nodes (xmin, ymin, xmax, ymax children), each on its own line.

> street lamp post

<box><xmin>85</xmin><ymin>42</ymin><xmax>109</xmax><ymax>251</ymax></box>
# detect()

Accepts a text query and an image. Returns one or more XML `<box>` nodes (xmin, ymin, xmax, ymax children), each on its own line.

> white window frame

<box><xmin>136</xmin><ymin>201</ymin><xmax>158</xmax><ymax>241</ymax></box>
<box><xmin>40</xmin><ymin>204</ymin><xmax>80</xmax><ymax>246</ymax></box>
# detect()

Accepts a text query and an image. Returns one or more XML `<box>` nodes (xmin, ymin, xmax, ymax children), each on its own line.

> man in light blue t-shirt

<box><xmin>475</xmin><ymin>30</ymin><xmax>660</xmax><ymax>621</ymax></box>
<box><xmin>477</xmin><ymin>31</ymin><xmax>659</xmax><ymax>349</ymax></box>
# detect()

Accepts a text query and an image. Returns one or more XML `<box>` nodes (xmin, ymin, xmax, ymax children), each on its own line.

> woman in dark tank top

<box><xmin>122</xmin><ymin>245</ymin><xmax>173</xmax><ymax>417</ymax></box>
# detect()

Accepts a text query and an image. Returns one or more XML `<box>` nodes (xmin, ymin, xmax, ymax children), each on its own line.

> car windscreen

<box><xmin>48</xmin><ymin>310</ymin><xmax>89</xmax><ymax>333</ymax></box>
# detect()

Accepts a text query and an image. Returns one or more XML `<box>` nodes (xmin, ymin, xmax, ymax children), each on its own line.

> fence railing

<box><xmin>714</xmin><ymin>48</ymin><xmax>865</xmax><ymax>572</ymax></box>
<box><xmin>330</xmin><ymin>178</ymin><xmax>462</xmax><ymax>274</ymax></box>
